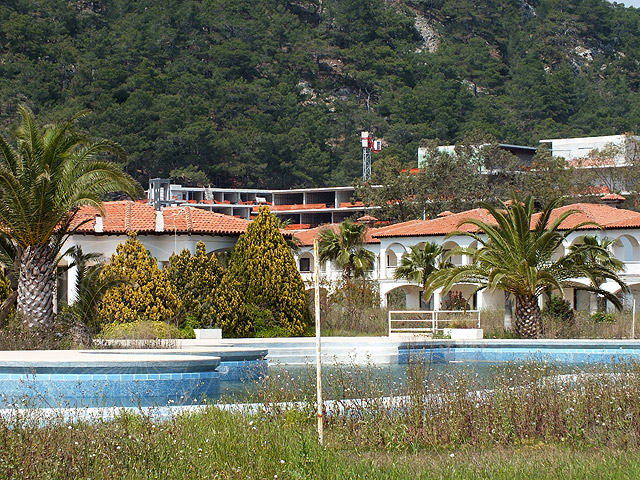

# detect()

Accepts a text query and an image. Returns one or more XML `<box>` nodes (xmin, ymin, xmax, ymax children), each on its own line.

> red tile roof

<box><xmin>284</xmin><ymin>224</ymin><xmax>311</xmax><ymax>230</ymax></box>
<box><xmin>72</xmin><ymin>201</ymin><xmax>157</xmax><ymax>233</ymax></box>
<box><xmin>372</xmin><ymin>209</ymin><xmax>496</xmax><ymax>238</ymax></box>
<box><xmin>437</xmin><ymin>210</ymin><xmax>453</xmax><ymax>217</ymax></box>
<box><xmin>294</xmin><ymin>223</ymin><xmax>380</xmax><ymax>246</ymax></box>
<box><xmin>568</xmin><ymin>157</ymin><xmax>615</xmax><ymax>168</ymax></box>
<box><xmin>540</xmin><ymin>203</ymin><xmax>640</xmax><ymax>231</ymax></box>
<box><xmin>372</xmin><ymin>203</ymin><xmax>640</xmax><ymax>239</ymax></box>
<box><xmin>602</xmin><ymin>193</ymin><xmax>625</xmax><ymax>201</ymax></box>
<box><xmin>71</xmin><ymin>201</ymin><xmax>249</xmax><ymax>235</ymax></box>
<box><xmin>163</xmin><ymin>206</ymin><xmax>250</xmax><ymax>235</ymax></box>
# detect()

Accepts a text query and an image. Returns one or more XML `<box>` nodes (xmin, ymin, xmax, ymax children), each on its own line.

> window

<box><xmin>299</xmin><ymin>257</ymin><xmax>311</xmax><ymax>272</ymax></box>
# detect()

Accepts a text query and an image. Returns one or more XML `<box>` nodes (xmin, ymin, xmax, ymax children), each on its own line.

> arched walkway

<box><xmin>384</xmin><ymin>242</ymin><xmax>406</xmax><ymax>279</ymax></box>
<box><xmin>385</xmin><ymin>284</ymin><xmax>424</xmax><ymax>310</ymax></box>
<box><xmin>613</xmin><ymin>235</ymin><xmax>640</xmax><ymax>262</ymax></box>
<box><xmin>442</xmin><ymin>240</ymin><xmax>462</xmax><ymax>266</ymax></box>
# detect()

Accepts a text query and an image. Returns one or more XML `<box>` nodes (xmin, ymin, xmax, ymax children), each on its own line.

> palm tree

<box><xmin>393</xmin><ymin>242</ymin><xmax>451</xmax><ymax>308</ymax></box>
<box><xmin>61</xmin><ymin>246</ymin><xmax>125</xmax><ymax>333</ymax></box>
<box><xmin>569</xmin><ymin>235</ymin><xmax>625</xmax><ymax>312</ymax></box>
<box><xmin>318</xmin><ymin>221</ymin><xmax>375</xmax><ymax>281</ymax></box>
<box><xmin>424</xmin><ymin>194</ymin><xmax>627</xmax><ymax>338</ymax></box>
<box><xmin>0</xmin><ymin>106</ymin><xmax>141</xmax><ymax>328</ymax></box>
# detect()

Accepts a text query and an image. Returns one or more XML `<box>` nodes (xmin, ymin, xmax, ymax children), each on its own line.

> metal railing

<box><xmin>388</xmin><ymin>310</ymin><xmax>481</xmax><ymax>336</ymax></box>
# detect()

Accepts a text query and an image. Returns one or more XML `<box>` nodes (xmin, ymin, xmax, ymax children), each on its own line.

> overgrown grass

<box><xmin>0</xmin><ymin>315</ymin><xmax>72</xmax><ymax>350</ymax></box>
<box><xmin>482</xmin><ymin>309</ymin><xmax>639</xmax><ymax>339</ymax></box>
<box><xmin>4</xmin><ymin>360</ymin><xmax>640</xmax><ymax>478</ymax></box>
<box><xmin>255</xmin><ymin>360</ymin><xmax>640</xmax><ymax>450</ymax></box>
<box><xmin>321</xmin><ymin>305</ymin><xmax>388</xmax><ymax>336</ymax></box>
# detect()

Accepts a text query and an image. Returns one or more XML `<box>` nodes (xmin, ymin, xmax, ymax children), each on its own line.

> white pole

<box><xmin>633</xmin><ymin>298</ymin><xmax>636</xmax><ymax>340</ymax></box>
<box><xmin>313</xmin><ymin>239</ymin><xmax>323</xmax><ymax>445</ymax></box>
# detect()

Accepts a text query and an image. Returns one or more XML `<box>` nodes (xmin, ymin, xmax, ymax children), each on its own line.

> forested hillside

<box><xmin>1</xmin><ymin>0</ymin><xmax>640</xmax><ymax>188</ymax></box>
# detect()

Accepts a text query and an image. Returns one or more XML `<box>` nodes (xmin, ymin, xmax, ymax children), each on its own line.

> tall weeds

<box><xmin>3</xmin><ymin>360</ymin><xmax>640</xmax><ymax>478</ymax></box>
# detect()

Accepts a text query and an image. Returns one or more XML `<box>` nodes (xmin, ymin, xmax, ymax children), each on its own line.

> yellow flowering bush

<box><xmin>167</xmin><ymin>241</ymin><xmax>248</xmax><ymax>336</ymax></box>
<box><xmin>228</xmin><ymin>207</ymin><xmax>310</xmax><ymax>336</ymax></box>
<box><xmin>98</xmin><ymin>233</ymin><xmax>181</xmax><ymax>324</ymax></box>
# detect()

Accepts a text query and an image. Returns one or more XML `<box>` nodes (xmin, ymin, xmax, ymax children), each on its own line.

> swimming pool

<box><xmin>0</xmin><ymin>348</ymin><xmax>266</xmax><ymax>408</ymax></box>
<box><xmin>4</xmin><ymin>339</ymin><xmax>640</xmax><ymax>408</ymax></box>
<box><xmin>398</xmin><ymin>339</ymin><xmax>640</xmax><ymax>364</ymax></box>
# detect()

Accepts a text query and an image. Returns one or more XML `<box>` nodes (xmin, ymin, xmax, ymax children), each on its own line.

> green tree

<box><xmin>393</xmin><ymin>242</ymin><xmax>452</xmax><ymax>306</ymax></box>
<box><xmin>60</xmin><ymin>246</ymin><xmax>123</xmax><ymax>334</ymax></box>
<box><xmin>0</xmin><ymin>267</ymin><xmax>12</xmax><ymax>328</ymax></box>
<box><xmin>354</xmin><ymin>156</ymin><xmax>423</xmax><ymax>223</ymax></box>
<box><xmin>523</xmin><ymin>143</ymin><xmax>581</xmax><ymax>207</ymax></box>
<box><xmin>318</xmin><ymin>221</ymin><xmax>375</xmax><ymax>281</ymax></box>
<box><xmin>167</xmin><ymin>241</ymin><xmax>248</xmax><ymax>336</ymax></box>
<box><xmin>99</xmin><ymin>233</ymin><xmax>181</xmax><ymax>325</ymax></box>
<box><xmin>569</xmin><ymin>235</ymin><xmax>625</xmax><ymax>313</ymax></box>
<box><xmin>228</xmin><ymin>207</ymin><xmax>309</xmax><ymax>336</ymax></box>
<box><xmin>425</xmin><ymin>194</ymin><xmax>626</xmax><ymax>338</ymax></box>
<box><xmin>169</xmin><ymin>165</ymin><xmax>210</xmax><ymax>187</ymax></box>
<box><xmin>0</xmin><ymin>106</ymin><xmax>140</xmax><ymax>328</ymax></box>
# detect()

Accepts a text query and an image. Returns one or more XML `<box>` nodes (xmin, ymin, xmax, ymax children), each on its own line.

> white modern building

<box><xmin>540</xmin><ymin>134</ymin><xmax>640</xmax><ymax>166</ymax></box>
<box><xmin>147</xmin><ymin>178</ymin><xmax>374</xmax><ymax>226</ymax></box>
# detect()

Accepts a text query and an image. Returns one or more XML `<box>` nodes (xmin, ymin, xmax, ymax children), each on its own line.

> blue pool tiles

<box><xmin>399</xmin><ymin>344</ymin><xmax>640</xmax><ymax>364</ymax></box>
<box><xmin>0</xmin><ymin>370</ymin><xmax>221</xmax><ymax>408</ymax></box>
<box><xmin>0</xmin><ymin>357</ymin><xmax>267</xmax><ymax>408</ymax></box>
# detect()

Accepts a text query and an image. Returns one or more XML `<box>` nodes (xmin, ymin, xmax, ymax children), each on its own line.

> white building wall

<box><xmin>61</xmin><ymin>221</ymin><xmax>640</xmax><ymax>315</ymax></box>
<box><xmin>540</xmin><ymin>134</ymin><xmax>640</xmax><ymax>165</ymax></box>
<box><xmin>60</xmin><ymin>234</ymin><xmax>238</xmax><ymax>305</ymax></box>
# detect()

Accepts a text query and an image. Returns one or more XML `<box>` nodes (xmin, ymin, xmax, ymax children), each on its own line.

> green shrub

<box><xmin>247</xmin><ymin>304</ymin><xmax>292</xmax><ymax>338</ymax></box>
<box><xmin>97</xmin><ymin>320</ymin><xmax>181</xmax><ymax>339</ymax></box>
<box><xmin>228</xmin><ymin>207</ymin><xmax>310</xmax><ymax>336</ymax></box>
<box><xmin>167</xmin><ymin>241</ymin><xmax>246</xmax><ymax>333</ymax></box>
<box><xmin>543</xmin><ymin>295</ymin><xmax>575</xmax><ymax>323</ymax></box>
<box><xmin>0</xmin><ymin>313</ymin><xmax>68</xmax><ymax>350</ymax></box>
<box><xmin>442</xmin><ymin>291</ymin><xmax>470</xmax><ymax>311</ymax></box>
<box><xmin>592</xmin><ymin>311</ymin><xmax>616</xmax><ymax>323</ymax></box>
<box><xmin>178</xmin><ymin>317</ymin><xmax>200</xmax><ymax>339</ymax></box>
<box><xmin>99</xmin><ymin>233</ymin><xmax>181</xmax><ymax>324</ymax></box>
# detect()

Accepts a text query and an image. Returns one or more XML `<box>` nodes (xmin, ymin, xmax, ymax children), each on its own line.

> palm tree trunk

<box><xmin>503</xmin><ymin>291</ymin><xmax>513</xmax><ymax>332</ymax></box>
<box><xmin>17</xmin><ymin>244</ymin><xmax>55</xmax><ymax>328</ymax></box>
<box><xmin>514</xmin><ymin>295</ymin><xmax>542</xmax><ymax>338</ymax></box>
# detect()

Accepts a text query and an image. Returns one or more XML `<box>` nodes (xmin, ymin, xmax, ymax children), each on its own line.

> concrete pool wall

<box><xmin>183</xmin><ymin>337</ymin><xmax>640</xmax><ymax>366</ymax></box>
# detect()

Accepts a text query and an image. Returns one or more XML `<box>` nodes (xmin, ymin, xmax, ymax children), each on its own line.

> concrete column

<box><xmin>476</xmin><ymin>290</ymin><xmax>484</xmax><ymax>310</ymax></box>
<box><xmin>433</xmin><ymin>288</ymin><xmax>442</xmax><ymax>310</ymax></box>
<box><xmin>66</xmin><ymin>260</ymin><xmax>78</xmax><ymax>304</ymax></box>
<box><xmin>590</xmin><ymin>293</ymin><xmax>598</xmax><ymax>314</ymax></box>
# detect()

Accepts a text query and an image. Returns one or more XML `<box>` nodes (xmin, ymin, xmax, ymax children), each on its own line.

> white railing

<box><xmin>388</xmin><ymin>310</ymin><xmax>481</xmax><ymax>336</ymax></box>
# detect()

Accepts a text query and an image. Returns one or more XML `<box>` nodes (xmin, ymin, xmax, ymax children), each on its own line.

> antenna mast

<box><xmin>361</xmin><ymin>131</ymin><xmax>381</xmax><ymax>182</ymax></box>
